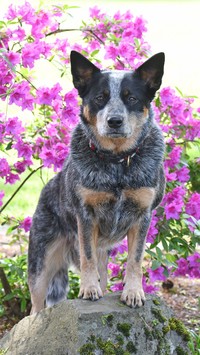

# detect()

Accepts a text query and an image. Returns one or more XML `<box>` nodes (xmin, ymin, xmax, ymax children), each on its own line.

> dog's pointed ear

<box><xmin>135</xmin><ymin>53</ymin><xmax>165</xmax><ymax>94</ymax></box>
<box><xmin>70</xmin><ymin>51</ymin><xmax>100</xmax><ymax>96</ymax></box>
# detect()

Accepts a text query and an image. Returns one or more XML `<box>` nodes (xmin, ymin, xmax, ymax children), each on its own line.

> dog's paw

<box><xmin>78</xmin><ymin>284</ymin><xmax>103</xmax><ymax>301</ymax></box>
<box><xmin>121</xmin><ymin>287</ymin><xmax>145</xmax><ymax>308</ymax></box>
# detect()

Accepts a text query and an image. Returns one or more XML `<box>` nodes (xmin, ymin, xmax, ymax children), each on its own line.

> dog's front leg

<box><xmin>121</xmin><ymin>214</ymin><xmax>151</xmax><ymax>307</ymax></box>
<box><xmin>77</xmin><ymin>216</ymin><xmax>103</xmax><ymax>301</ymax></box>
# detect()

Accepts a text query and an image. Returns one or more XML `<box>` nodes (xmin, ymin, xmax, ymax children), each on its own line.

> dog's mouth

<box><xmin>106</xmin><ymin>131</ymin><xmax>127</xmax><ymax>138</ymax></box>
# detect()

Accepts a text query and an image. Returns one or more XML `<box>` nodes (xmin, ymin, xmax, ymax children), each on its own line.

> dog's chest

<box><xmin>79</xmin><ymin>186</ymin><xmax>155</xmax><ymax>239</ymax></box>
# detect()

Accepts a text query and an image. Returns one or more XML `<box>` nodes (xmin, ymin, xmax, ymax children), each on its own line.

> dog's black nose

<box><xmin>107</xmin><ymin>116</ymin><xmax>123</xmax><ymax>128</ymax></box>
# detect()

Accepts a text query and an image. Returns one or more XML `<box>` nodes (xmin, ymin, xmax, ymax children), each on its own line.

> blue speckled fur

<box><xmin>28</xmin><ymin>51</ymin><xmax>165</xmax><ymax>312</ymax></box>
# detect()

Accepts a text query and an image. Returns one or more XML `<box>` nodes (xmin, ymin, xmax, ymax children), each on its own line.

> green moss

<box><xmin>96</xmin><ymin>337</ymin><xmax>128</xmax><ymax>355</ymax></box>
<box><xmin>117</xmin><ymin>323</ymin><xmax>132</xmax><ymax>337</ymax></box>
<box><xmin>151</xmin><ymin>307</ymin><xmax>167</xmax><ymax>323</ymax></box>
<box><xmin>152</xmin><ymin>319</ymin><xmax>159</xmax><ymax>327</ymax></box>
<box><xmin>143</xmin><ymin>325</ymin><xmax>152</xmax><ymax>338</ymax></box>
<box><xmin>115</xmin><ymin>334</ymin><xmax>124</xmax><ymax>346</ymax></box>
<box><xmin>79</xmin><ymin>342</ymin><xmax>96</xmax><ymax>355</ymax></box>
<box><xmin>152</xmin><ymin>329</ymin><xmax>163</xmax><ymax>341</ymax></box>
<box><xmin>88</xmin><ymin>335</ymin><xmax>96</xmax><ymax>343</ymax></box>
<box><xmin>96</xmin><ymin>338</ymin><xmax>116</xmax><ymax>355</ymax></box>
<box><xmin>153</xmin><ymin>299</ymin><xmax>161</xmax><ymax>306</ymax></box>
<box><xmin>162</xmin><ymin>325</ymin><xmax>170</xmax><ymax>335</ymax></box>
<box><xmin>176</xmin><ymin>345</ymin><xmax>188</xmax><ymax>355</ymax></box>
<box><xmin>101</xmin><ymin>314</ymin><xmax>114</xmax><ymax>327</ymax></box>
<box><xmin>126</xmin><ymin>341</ymin><xmax>137</xmax><ymax>353</ymax></box>
<box><xmin>169</xmin><ymin>318</ymin><xmax>191</xmax><ymax>341</ymax></box>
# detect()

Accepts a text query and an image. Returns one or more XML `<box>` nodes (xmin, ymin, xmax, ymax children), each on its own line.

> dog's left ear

<box><xmin>70</xmin><ymin>51</ymin><xmax>100</xmax><ymax>96</ymax></box>
<box><xmin>135</xmin><ymin>53</ymin><xmax>165</xmax><ymax>94</ymax></box>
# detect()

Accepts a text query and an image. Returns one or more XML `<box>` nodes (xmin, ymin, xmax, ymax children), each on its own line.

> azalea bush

<box><xmin>0</xmin><ymin>2</ymin><xmax>200</xmax><ymax>313</ymax></box>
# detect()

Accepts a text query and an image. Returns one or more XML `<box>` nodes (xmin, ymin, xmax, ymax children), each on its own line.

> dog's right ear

<box><xmin>70</xmin><ymin>51</ymin><xmax>100</xmax><ymax>96</ymax></box>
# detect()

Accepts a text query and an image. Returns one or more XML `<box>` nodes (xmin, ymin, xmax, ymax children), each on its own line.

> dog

<box><xmin>28</xmin><ymin>50</ymin><xmax>165</xmax><ymax>313</ymax></box>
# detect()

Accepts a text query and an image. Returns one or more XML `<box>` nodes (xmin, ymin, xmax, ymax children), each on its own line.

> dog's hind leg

<box><xmin>46</xmin><ymin>267</ymin><xmax>69</xmax><ymax>307</ymax></box>
<box><xmin>28</xmin><ymin>237</ymin><xmax>68</xmax><ymax>314</ymax></box>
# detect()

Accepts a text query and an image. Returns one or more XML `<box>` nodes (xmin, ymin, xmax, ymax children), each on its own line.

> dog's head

<box><xmin>70</xmin><ymin>51</ymin><xmax>164</xmax><ymax>151</ymax></box>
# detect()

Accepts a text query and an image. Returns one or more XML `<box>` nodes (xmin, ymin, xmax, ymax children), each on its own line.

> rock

<box><xmin>0</xmin><ymin>293</ymin><xmax>191</xmax><ymax>355</ymax></box>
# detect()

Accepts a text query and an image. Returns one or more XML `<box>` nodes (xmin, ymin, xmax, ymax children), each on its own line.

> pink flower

<box><xmin>173</xmin><ymin>258</ymin><xmax>189</xmax><ymax>277</ymax></box>
<box><xmin>110</xmin><ymin>239</ymin><xmax>128</xmax><ymax>259</ymax></box>
<box><xmin>14</xmin><ymin>159</ymin><xmax>32</xmax><ymax>173</ymax></box>
<box><xmin>165</xmin><ymin>201</ymin><xmax>183</xmax><ymax>220</ymax></box>
<box><xmin>5</xmin><ymin>52</ymin><xmax>20</xmax><ymax>66</ymax></box>
<box><xmin>162</xmin><ymin>186</ymin><xmax>186</xmax><ymax>209</ymax></box>
<box><xmin>20</xmin><ymin>216</ymin><xmax>32</xmax><ymax>232</ymax></box>
<box><xmin>173</xmin><ymin>254</ymin><xmax>200</xmax><ymax>278</ymax></box>
<box><xmin>147</xmin><ymin>211</ymin><xmax>159</xmax><ymax>243</ymax></box>
<box><xmin>160</xmin><ymin>87</ymin><xmax>175</xmax><ymax>107</ymax></box>
<box><xmin>6</xmin><ymin>172</ymin><xmax>20</xmax><ymax>184</ymax></box>
<box><xmin>0</xmin><ymin>190</ymin><xmax>4</xmax><ymax>207</ymax></box>
<box><xmin>148</xmin><ymin>266</ymin><xmax>166</xmax><ymax>283</ymax></box>
<box><xmin>89</xmin><ymin>6</ymin><xmax>105</xmax><ymax>20</ymax></box>
<box><xmin>176</xmin><ymin>166</ymin><xmax>190</xmax><ymax>183</ymax></box>
<box><xmin>37</xmin><ymin>83</ymin><xmax>62</xmax><ymax>106</ymax></box>
<box><xmin>187</xmin><ymin>252</ymin><xmax>200</xmax><ymax>268</ymax></box>
<box><xmin>167</xmin><ymin>146</ymin><xmax>182</xmax><ymax>169</ymax></box>
<box><xmin>9</xmin><ymin>81</ymin><xmax>34</xmax><ymax>110</ymax></box>
<box><xmin>108</xmin><ymin>263</ymin><xmax>121</xmax><ymax>277</ymax></box>
<box><xmin>110</xmin><ymin>282</ymin><xmax>123</xmax><ymax>292</ymax></box>
<box><xmin>186</xmin><ymin>192</ymin><xmax>200</xmax><ymax>220</ymax></box>
<box><xmin>5</xmin><ymin>117</ymin><xmax>25</xmax><ymax>137</ymax></box>
<box><xmin>142</xmin><ymin>277</ymin><xmax>158</xmax><ymax>294</ymax></box>
<box><xmin>9</xmin><ymin>27</ymin><xmax>26</xmax><ymax>41</ymax></box>
<box><xmin>31</xmin><ymin>10</ymin><xmax>58</xmax><ymax>39</ymax></box>
<box><xmin>13</xmin><ymin>139</ymin><xmax>33</xmax><ymax>160</ymax></box>
<box><xmin>22</xmin><ymin>42</ymin><xmax>52</xmax><ymax>68</ymax></box>
<box><xmin>104</xmin><ymin>45</ymin><xmax>119</xmax><ymax>61</ymax></box>
<box><xmin>164</xmin><ymin>167</ymin><xmax>177</xmax><ymax>182</ymax></box>
<box><xmin>0</xmin><ymin>158</ymin><xmax>10</xmax><ymax>177</ymax></box>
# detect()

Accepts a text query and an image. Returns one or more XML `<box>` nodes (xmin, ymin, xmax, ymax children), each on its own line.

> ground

<box><xmin>0</xmin><ymin>228</ymin><xmax>199</xmax><ymax>339</ymax></box>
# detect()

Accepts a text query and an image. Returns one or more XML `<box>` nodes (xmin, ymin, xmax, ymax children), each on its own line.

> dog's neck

<box><xmin>88</xmin><ymin>139</ymin><xmax>140</xmax><ymax>167</ymax></box>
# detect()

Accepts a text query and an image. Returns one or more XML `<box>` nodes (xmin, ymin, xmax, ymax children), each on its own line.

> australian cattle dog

<box><xmin>28</xmin><ymin>50</ymin><xmax>165</xmax><ymax>313</ymax></box>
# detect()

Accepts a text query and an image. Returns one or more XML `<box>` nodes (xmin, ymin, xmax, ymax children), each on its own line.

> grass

<box><xmin>0</xmin><ymin>167</ymin><xmax>55</xmax><ymax>218</ymax></box>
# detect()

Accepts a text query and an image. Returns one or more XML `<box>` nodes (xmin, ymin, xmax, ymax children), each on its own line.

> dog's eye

<box><xmin>128</xmin><ymin>96</ymin><xmax>138</xmax><ymax>104</ymax></box>
<box><xmin>95</xmin><ymin>95</ymin><xmax>104</xmax><ymax>104</ymax></box>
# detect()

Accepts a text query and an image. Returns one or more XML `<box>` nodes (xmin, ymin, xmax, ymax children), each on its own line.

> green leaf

<box><xmin>0</xmin><ymin>21</ymin><xmax>6</xmax><ymax>29</ymax></box>
<box><xmin>161</xmin><ymin>238</ymin><xmax>169</xmax><ymax>252</ymax></box>
<box><xmin>156</xmin><ymin>246</ymin><xmax>163</xmax><ymax>260</ymax></box>
<box><xmin>165</xmin><ymin>253</ymin><xmax>177</xmax><ymax>264</ymax></box>
<box><xmin>151</xmin><ymin>260</ymin><xmax>161</xmax><ymax>270</ymax></box>
<box><xmin>3</xmin><ymin>293</ymin><xmax>14</xmax><ymax>301</ymax></box>
<box><xmin>146</xmin><ymin>249</ymin><xmax>157</xmax><ymax>258</ymax></box>
<box><xmin>90</xmin><ymin>49</ymin><xmax>100</xmax><ymax>57</ymax></box>
<box><xmin>6</xmin><ymin>224</ymin><xmax>18</xmax><ymax>235</ymax></box>
<box><xmin>21</xmin><ymin>298</ymin><xmax>27</xmax><ymax>312</ymax></box>
<box><xmin>5</xmin><ymin>141</ymin><xmax>13</xmax><ymax>151</ymax></box>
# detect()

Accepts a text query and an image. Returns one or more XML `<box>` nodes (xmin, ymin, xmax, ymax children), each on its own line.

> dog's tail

<box><xmin>46</xmin><ymin>268</ymin><xmax>69</xmax><ymax>307</ymax></box>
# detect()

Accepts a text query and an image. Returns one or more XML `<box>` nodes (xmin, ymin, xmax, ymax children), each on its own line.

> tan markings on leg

<box><xmin>123</xmin><ymin>187</ymin><xmax>155</xmax><ymax>209</ymax></box>
<box><xmin>83</xmin><ymin>104</ymin><xmax>97</xmax><ymax>125</ymax></box>
<box><xmin>29</xmin><ymin>272</ymin><xmax>47</xmax><ymax>314</ymax></box>
<box><xmin>29</xmin><ymin>238</ymin><xmax>66</xmax><ymax>314</ymax></box>
<box><xmin>121</xmin><ymin>224</ymin><xmax>146</xmax><ymax>308</ymax></box>
<box><xmin>79</xmin><ymin>187</ymin><xmax>116</xmax><ymax>207</ymax></box>
<box><xmin>97</xmin><ymin>249</ymin><xmax>109</xmax><ymax>294</ymax></box>
<box><xmin>77</xmin><ymin>217</ymin><xmax>103</xmax><ymax>300</ymax></box>
<box><xmin>143</xmin><ymin>106</ymin><xmax>149</xmax><ymax>119</ymax></box>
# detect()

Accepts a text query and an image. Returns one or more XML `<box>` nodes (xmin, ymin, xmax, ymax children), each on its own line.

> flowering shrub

<box><xmin>0</xmin><ymin>2</ymin><xmax>200</xmax><ymax>302</ymax></box>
